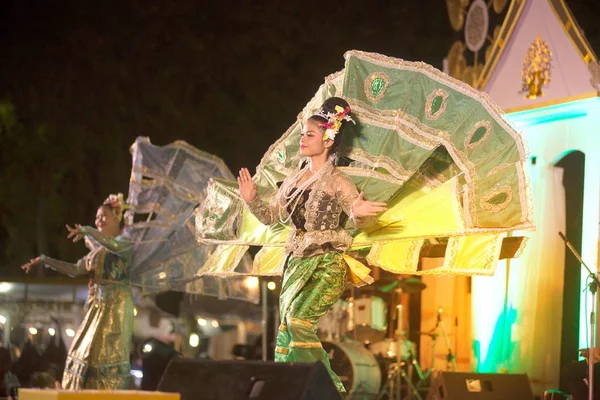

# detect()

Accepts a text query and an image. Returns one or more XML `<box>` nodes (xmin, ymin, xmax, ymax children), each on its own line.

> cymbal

<box><xmin>399</xmin><ymin>278</ymin><xmax>427</xmax><ymax>293</ymax></box>
<box><xmin>373</xmin><ymin>277</ymin><xmax>427</xmax><ymax>294</ymax></box>
<box><xmin>374</xmin><ymin>279</ymin><xmax>401</xmax><ymax>293</ymax></box>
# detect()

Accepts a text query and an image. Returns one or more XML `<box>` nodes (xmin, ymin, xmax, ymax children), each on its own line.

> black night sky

<box><xmin>1</xmin><ymin>0</ymin><xmax>599</xmax><ymax>272</ymax></box>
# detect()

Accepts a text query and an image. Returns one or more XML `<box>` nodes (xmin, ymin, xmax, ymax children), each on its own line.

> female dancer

<box><xmin>21</xmin><ymin>194</ymin><xmax>134</xmax><ymax>390</ymax></box>
<box><xmin>237</xmin><ymin>97</ymin><xmax>387</xmax><ymax>392</ymax></box>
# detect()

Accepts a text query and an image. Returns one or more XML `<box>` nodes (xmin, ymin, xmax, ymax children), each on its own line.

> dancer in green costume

<box><xmin>237</xmin><ymin>97</ymin><xmax>387</xmax><ymax>393</ymax></box>
<box><xmin>196</xmin><ymin>50</ymin><xmax>535</xmax><ymax>394</ymax></box>
<box><xmin>22</xmin><ymin>194</ymin><xmax>134</xmax><ymax>390</ymax></box>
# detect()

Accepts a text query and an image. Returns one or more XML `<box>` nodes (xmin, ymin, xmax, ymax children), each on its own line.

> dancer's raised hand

<box><xmin>237</xmin><ymin>168</ymin><xmax>258</xmax><ymax>203</ymax></box>
<box><xmin>66</xmin><ymin>224</ymin><xmax>84</xmax><ymax>242</ymax></box>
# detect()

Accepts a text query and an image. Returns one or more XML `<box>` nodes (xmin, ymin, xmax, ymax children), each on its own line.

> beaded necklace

<box><xmin>277</xmin><ymin>161</ymin><xmax>331</xmax><ymax>224</ymax></box>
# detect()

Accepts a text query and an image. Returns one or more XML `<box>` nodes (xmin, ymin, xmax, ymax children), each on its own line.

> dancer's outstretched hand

<box><xmin>21</xmin><ymin>256</ymin><xmax>42</xmax><ymax>273</ymax></box>
<box><xmin>238</xmin><ymin>167</ymin><xmax>258</xmax><ymax>203</ymax></box>
<box><xmin>66</xmin><ymin>224</ymin><xmax>83</xmax><ymax>242</ymax></box>
<box><xmin>352</xmin><ymin>192</ymin><xmax>388</xmax><ymax>217</ymax></box>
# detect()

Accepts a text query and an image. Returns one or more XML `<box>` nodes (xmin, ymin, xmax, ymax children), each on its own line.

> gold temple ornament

<box><xmin>521</xmin><ymin>36</ymin><xmax>553</xmax><ymax>99</ymax></box>
<box><xmin>446</xmin><ymin>0</ymin><xmax>470</xmax><ymax>32</ymax></box>
<box><xmin>444</xmin><ymin>0</ymin><xmax>502</xmax><ymax>89</ymax></box>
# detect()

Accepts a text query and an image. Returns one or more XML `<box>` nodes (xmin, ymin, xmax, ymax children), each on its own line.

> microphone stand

<box><xmin>559</xmin><ymin>232</ymin><xmax>599</xmax><ymax>400</ymax></box>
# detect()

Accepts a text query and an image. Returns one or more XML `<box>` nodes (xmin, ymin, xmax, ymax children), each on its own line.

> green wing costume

<box><xmin>195</xmin><ymin>50</ymin><xmax>534</xmax><ymax>285</ymax></box>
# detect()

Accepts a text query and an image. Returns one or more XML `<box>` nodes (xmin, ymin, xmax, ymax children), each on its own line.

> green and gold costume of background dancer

<box><xmin>41</xmin><ymin>227</ymin><xmax>133</xmax><ymax>390</ymax></box>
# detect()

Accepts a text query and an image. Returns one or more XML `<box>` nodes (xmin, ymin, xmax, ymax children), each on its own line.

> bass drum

<box><xmin>323</xmin><ymin>340</ymin><xmax>381</xmax><ymax>399</ymax></box>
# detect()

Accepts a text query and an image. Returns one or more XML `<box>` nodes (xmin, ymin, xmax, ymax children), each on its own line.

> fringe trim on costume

<box><xmin>289</xmin><ymin>341</ymin><xmax>322</xmax><ymax>349</ymax></box>
<box><xmin>288</xmin><ymin>317</ymin><xmax>313</xmax><ymax>329</ymax></box>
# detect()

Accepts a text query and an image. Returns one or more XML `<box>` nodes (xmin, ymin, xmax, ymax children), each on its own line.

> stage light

<box><xmin>197</xmin><ymin>318</ymin><xmax>207</xmax><ymax>326</ymax></box>
<box><xmin>28</xmin><ymin>327</ymin><xmax>38</xmax><ymax>335</ymax></box>
<box><xmin>244</xmin><ymin>276</ymin><xmax>259</xmax><ymax>289</ymax></box>
<box><xmin>189</xmin><ymin>333</ymin><xmax>200</xmax><ymax>348</ymax></box>
<box><xmin>131</xmin><ymin>370</ymin><xmax>143</xmax><ymax>379</ymax></box>
<box><xmin>267</xmin><ymin>281</ymin><xmax>276</xmax><ymax>291</ymax></box>
<box><xmin>65</xmin><ymin>328</ymin><xmax>75</xmax><ymax>337</ymax></box>
<box><xmin>48</xmin><ymin>328</ymin><xmax>56</xmax><ymax>336</ymax></box>
<box><xmin>211</xmin><ymin>320</ymin><xmax>219</xmax><ymax>328</ymax></box>
<box><xmin>143</xmin><ymin>343</ymin><xmax>153</xmax><ymax>354</ymax></box>
<box><xmin>0</xmin><ymin>283</ymin><xmax>13</xmax><ymax>293</ymax></box>
<box><xmin>158</xmin><ymin>272</ymin><xmax>167</xmax><ymax>280</ymax></box>
<box><xmin>134</xmin><ymin>307</ymin><xmax>138</xmax><ymax>316</ymax></box>
<box><xmin>0</xmin><ymin>315</ymin><xmax>6</xmax><ymax>324</ymax></box>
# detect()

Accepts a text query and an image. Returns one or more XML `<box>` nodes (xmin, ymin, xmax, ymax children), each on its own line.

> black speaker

<box><xmin>141</xmin><ymin>339</ymin><xmax>181</xmax><ymax>391</ymax></box>
<box><xmin>426</xmin><ymin>371</ymin><xmax>534</xmax><ymax>400</ymax></box>
<box><xmin>157</xmin><ymin>359</ymin><xmax>340</xmax><ymax>400</ymax></box>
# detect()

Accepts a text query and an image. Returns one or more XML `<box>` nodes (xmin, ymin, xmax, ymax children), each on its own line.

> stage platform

<box><xmin>18</xmin><ymin>390</ymin><xmax>180</xmax><ymax>400</ymax></box>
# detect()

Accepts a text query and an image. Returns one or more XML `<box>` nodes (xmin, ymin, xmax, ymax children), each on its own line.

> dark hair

<box><xmin>100</xmin><ymin>203</ymin><xmax>125</xmax><ymax>229</ymax></box>
<box><xmin>308</xmin><ymin>96</ymin><xmax>352</xmax><ymax>156</ymax></box>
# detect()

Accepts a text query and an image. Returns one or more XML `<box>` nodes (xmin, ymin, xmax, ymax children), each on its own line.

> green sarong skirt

<box><xmin>275</xmin><ymin>251</ymin><xmax>347</xmax><ymax>393</ymax></box>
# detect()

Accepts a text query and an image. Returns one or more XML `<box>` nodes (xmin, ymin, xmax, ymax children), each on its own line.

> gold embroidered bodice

<box><xmin>247</xmin><ymin>162</ymin><xmax>373</xmax><ymax>257</ymax></box>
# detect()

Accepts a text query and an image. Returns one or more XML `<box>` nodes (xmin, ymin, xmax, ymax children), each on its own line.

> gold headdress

<box><xmin>312</xmin><ymin>105</ymin><xmax>355</xmax><ymax>141</ymax></box>
<box><xmin>103</xmin><ymin>193</ymin><xmax>129</xmax><ymax>222</ymax></box>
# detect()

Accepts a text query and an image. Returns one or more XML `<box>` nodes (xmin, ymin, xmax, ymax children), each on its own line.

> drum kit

<box><xmin>318</xmin><ymin>277</ymin><xmax>449</xmax><ymax>400</ymax></box>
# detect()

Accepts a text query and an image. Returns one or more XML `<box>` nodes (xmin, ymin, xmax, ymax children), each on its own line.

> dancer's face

<box><xmin>299</xmin><ymin>119</ymin><xmax>333</xmax><ymax>157</ymax></box>
<box><xmin>95</xmin><ymin>206</ymin><xmax>121</xmax><ymax>236</ymax></box>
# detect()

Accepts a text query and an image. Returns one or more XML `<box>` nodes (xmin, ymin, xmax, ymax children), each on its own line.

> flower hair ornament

<box><xmin>313</xmin><ymin>105</ymin><xmax>355</xmax><ymax>141</ymax></box>
<box><xmin>103</xmin><ymin>193</ymin><xmax>129</xmax><ymax>222</ymax></box>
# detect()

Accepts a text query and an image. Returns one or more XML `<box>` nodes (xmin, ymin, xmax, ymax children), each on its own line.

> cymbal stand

<box><xmin>415</xmin><ymin>320</ymin><xmax>440</xmax><ymax>384</ymax></box>
<box><xmin>376</xmin><ymin>362</ymin><xmax>423</xmax><ymax>400</ymax></box>
<box><xmin>423</xmin><ymin>309</ymin><xmax>456</xmax><ymax>372</ymax></box>
<box><xmin>376</xmin><ymin>304</ymin><xmax>423</xmax><ymax>400</ymax></box>
<box><xmin>437</xmin><ymin>312</ymin><xmax>457</xmax><ymax>371</ymax></box>
<box><xmin>411</xmin><ymin>331</ymin><xmax>436</xmax><ymax>394</ymax></box>
<box><xmin>413</xmin><ymin>309</ymin><xmax>455</xmax><ymax>393</ymax></box>
<box><xmin>427</xmin><ymin>331</ymin><xmax>438</xmax><ymax>378</ymax></box>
